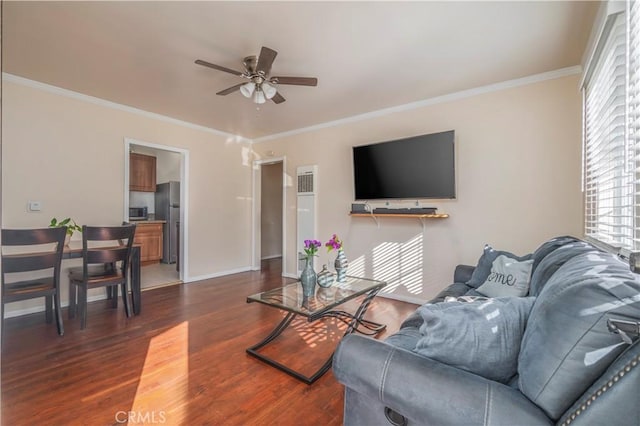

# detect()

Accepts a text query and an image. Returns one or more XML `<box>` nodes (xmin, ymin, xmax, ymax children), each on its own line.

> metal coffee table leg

<box><xmin>246</xmin><ymin>288</ymin><xmax>386</xmax><ymax>385</ymax></box>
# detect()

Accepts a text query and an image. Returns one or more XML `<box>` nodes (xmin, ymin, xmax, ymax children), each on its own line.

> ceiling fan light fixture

<box><xmin>254</xmin><ymin>89</ymin><xmax>267</xmax><ymax>104</ymax></box>
<box><xmin>196</xmin><ymin>45</ymin><xmax>317</xmax><ymax>106</ymax></box>
<box><xmin>240</xmin><ymin>82</ymin><xmax>255</xmax><ymax>98</ymax></box>
<box><xmin>262</xmin><ymin>82</ymin><xmax>277</xmax><ymax>99</ymax></box>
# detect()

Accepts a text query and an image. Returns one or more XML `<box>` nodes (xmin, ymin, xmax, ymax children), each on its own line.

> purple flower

<box><xmin>303</xmin><ymin>239</ymin><xmax>322</xmax><ymax>258</ymax></box>
<box><xmin>325</xmin><ymin>234</ymin><xmax>343</xmax><ymax>252</ymax></box>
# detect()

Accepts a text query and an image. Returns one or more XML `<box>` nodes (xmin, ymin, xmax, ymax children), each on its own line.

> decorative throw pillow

<box><xmin>475</xmin><ymin>255</ymin><xmax>533</xmax><ymax>297</ymax></box>
<box><xmin>413</xmin><ymin>296</ymin><xmax>536</xmax><ymax>383</ymax></box>
<box><xmin>466</xmin><ymin>244</ymin><xmax>532</xmax><ymax>288</ymax></box>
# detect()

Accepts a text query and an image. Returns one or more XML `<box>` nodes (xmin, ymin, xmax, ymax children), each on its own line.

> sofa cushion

<box><xmin>530</xmin><ymin>235</ymin><xmax>582</xmax><ymax>275</ymax></box>
<box><xmin>528</xmin><ymin>239</ymin><xmax>595</xmax><ymax>296</ymax></box>
<box><xmin>384</xmin><ymin>326</ymin><xmax>421</xmax><ymax>351</ymax></box>
<box><xmin>518</xmin><ymin>249</ymin><xmax>640</xmax><ymax>420</ymax></box>
<box><xmin>400</xmin><ymin>281</ymin><xmax>472</xmax><ymax>329</ymax></box>
<box><xmin>476</xmin><ymin>255</ymin><xmax>533</xmax><ymax>297</ymax></box>
<box><xmin>466</xmin><ymin>244</ymin><xmax>532</xmax><ymax>288</ymax></box>
<box><xmin>413</xmin><ymin>296</ymin><xmax>536</xmax><ymax>383</ymax></box>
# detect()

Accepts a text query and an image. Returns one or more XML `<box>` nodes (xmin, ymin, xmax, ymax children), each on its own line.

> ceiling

<box><xmin>3</xmin><ymin>1</ymin><xmax>598</xmax><ymax>140</ymax></box>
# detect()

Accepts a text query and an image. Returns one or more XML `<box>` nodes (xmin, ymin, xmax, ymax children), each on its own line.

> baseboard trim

<box><xmin>186</xmin><ymin>266</ymin><xmax>253</xmax><ymax>283</ymax></box>
<box><xmin>4</xmin><ymin>294</ymin><xmax>108</xmax><ymax>319</ymax></box>
<box><xmin>141</xmin><ymin>281</ymin><xmax>183</xmax><ymax>292</ymax></box>
<box><xmin>376</xmin><ymin>292</ymin><xmax>425</xmax><ymax>306</ymax></box>
<box><xmin>261</xmin><ymin>254</ymin><xmax>283</xmax><ymax>260</ymax></box>
<box><xmin>3</xmin><ymin>272</ymin><xmax>423</xmax><ymax>318</ymax></box>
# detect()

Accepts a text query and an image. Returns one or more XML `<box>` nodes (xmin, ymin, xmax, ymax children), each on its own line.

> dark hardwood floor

<box><xmin>1</xmin><ymin>258</ymin><xmax>417</xmax><ymax>425</ymax></box>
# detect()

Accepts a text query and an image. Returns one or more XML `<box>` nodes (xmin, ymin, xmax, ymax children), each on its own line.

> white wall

<box><xmin>2</xmin><ymin>71</ymin><xmax>584</xmax><ymax>313</ymax></box>
<box><xmin>252</xmin><ymin>74</ymin><xmax>584</xmax><ymax>303</ymax></box>
<box><xmin>2</xmin><ymin>79</ymin><xmax>253</xmax><ymax>315</ymax></box>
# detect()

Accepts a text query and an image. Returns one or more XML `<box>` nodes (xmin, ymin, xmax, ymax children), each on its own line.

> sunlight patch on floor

<box><xmin>130</xmin><ymin>321</ymin><xmax>189</xmax><ymax>425</ymax></box>
<box><xmin>291</xmin><ymin>317</ymin><xmax>345</xmax><ymax>348</ymax></box>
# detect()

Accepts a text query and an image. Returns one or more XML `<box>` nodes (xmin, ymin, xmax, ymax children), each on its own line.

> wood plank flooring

<box><xmin>1</xmin><ymin>258</ymin><xmax>418</xmax><ymax>425</ymax></box>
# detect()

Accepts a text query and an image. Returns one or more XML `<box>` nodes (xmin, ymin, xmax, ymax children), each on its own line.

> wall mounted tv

<box><xmin>353</xmin><ymin>130</ymin><xmax>455</xmax><ymax>200</ymax></box>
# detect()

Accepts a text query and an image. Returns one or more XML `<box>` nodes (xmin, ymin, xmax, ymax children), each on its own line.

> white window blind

<box><xmin>584</xmin><ymin>12</ymin><xmax>632</xmax><ymax>249</ymax></box>
<box><xmin>629</xmin><ymin>0</ymin><xmax>640</xmax><ymax>248</ymax></box>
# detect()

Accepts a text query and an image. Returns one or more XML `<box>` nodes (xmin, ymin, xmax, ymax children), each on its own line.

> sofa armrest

<box><xmin>454</xmin><ymin>264</ymin><xmax>475</xmax><ymax>284</ymax></box>
<box><xmin>333</xmin><ymin>334</ymin><xmax>552</xmax><ymax>425</ymax></box>
<box><xmin>558</xmin><ymin>340</ymin><xmax>640</xmax><ymax>426</ymax></box>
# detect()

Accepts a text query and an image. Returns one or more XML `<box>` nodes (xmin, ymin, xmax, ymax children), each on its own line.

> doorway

<box><xmin>124</xmin><ymin>138</ymin><xmax>189</xmax><ymax>289</ymax></box>
<box><xmin>252</xmin><ymin>158</ymin><xmax>286</xmax><ymax>274</ymax></box>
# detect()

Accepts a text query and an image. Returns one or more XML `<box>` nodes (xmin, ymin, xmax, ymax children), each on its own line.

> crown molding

<box><xmin>2</xmin><ymin>72</ymin><xmax>252</xmax><ymax>144</ymax></box>
<box><xmin>4</xmin><ymin>65</ymin><xmax>581</xmax><ymax>145</ymax></box>
<box><xmin>252</xmin><ymin>65</ymin><xmax>582</xmax><ymax>144</ymax></box>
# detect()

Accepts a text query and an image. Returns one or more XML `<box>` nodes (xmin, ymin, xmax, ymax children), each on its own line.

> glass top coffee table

<box><xmin>246</xmin><ymin>276</ymin><xmax>387</xmax><ymax>384</ymax></box>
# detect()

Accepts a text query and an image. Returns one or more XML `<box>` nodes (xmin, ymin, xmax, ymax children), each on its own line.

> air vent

<box><xmin>297</xmin><ymin>173</ymin><xmax>314</xmax><ymax>194</ymax></box>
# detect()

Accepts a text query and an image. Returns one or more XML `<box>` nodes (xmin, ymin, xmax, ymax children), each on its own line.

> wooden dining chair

<box><xmin>68</xmin><ymin>224</ymin><xmax>135</xmax><ymax>329</ymax></box>
<box><xmin>105</xmin><ymin>221</ymin><xmax>135</xmax><ymax>301</ymax></box>
<box><xmin>1</xmin><ymin>227</ymin><xmax>67</xmax><ymax>336</ymax></box>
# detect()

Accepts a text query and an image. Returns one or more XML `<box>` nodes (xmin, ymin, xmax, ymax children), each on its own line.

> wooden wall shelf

<box><xmin>349</xmin><ymin>213</ymin><xmax>449</xmax><ymax>219</ymax></box>
<box><xmin>349</xmin><ymin>212</ymin><xmax>449</xmax><ymax>229</ymax></box>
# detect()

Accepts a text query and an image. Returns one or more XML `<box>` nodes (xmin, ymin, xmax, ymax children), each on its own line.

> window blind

<box><xmin>629</xmin><ymin>0</ymin><xmax>640</xmax><ymax>249</ymax></box>
<box><xmin>584</xmin><ymin>12</ymin><xmax>631</xmax><ymax>249</ymax></box>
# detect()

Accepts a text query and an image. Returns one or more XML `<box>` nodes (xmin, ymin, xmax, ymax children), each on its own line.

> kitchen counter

<box><xmin>129</xmin><ymin>219</ymin><xmax>166</xmax><ymax>224</ymax></box>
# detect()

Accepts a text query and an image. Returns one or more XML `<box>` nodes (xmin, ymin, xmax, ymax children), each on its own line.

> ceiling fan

<box><xmin>195</xmin><ymin>46</ymin><xmax>318</xmax><ymax>105</ymax></box>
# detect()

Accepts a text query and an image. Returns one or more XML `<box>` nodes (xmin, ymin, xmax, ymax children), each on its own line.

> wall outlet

<box><xmin>28</xmin><ymin>201</ymin><xmax>42</xmax><ymax>212</ymax></box>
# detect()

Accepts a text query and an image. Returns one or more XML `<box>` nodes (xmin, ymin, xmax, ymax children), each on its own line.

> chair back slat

<box><xmin>2</xmin><ymin>227</ymin><xmax>67</xmax><ymax>246</ymax></box>
<box><xmin>3</xmin><ymin>252</ymin><xmax>59</xmax><ymax>273</ymax></box>
<box><xmin>85</xmin><ymin>247</ymin><xmax>129</xmax><ymax>264</ymax></box>
<box><xmin>83</xmin><ymin>226</ymin><xmax>135</xmax><ymax>242</ymax></box>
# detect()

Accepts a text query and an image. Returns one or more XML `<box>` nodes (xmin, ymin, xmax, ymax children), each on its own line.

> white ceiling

<box><xmin>3</xmin><ymin>1</ymin><xmax>598</xmax><ymax>140</ymax></box>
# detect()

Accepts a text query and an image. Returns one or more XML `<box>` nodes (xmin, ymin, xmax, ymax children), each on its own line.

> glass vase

<box><xmin>300</xmin><ymin>257</ymin><xmax>317</xmax><ymax>297</ymax></box>
<box><xmin>334</xmin><ymin>249</ymin><xmax>349</xmax><ymax>283</ymax></box>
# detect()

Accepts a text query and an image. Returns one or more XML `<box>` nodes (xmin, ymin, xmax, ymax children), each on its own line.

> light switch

<box><xmin>28</xmin><ymin>201</ymin><xmax>42</xmax><ymax>212</ymax></box>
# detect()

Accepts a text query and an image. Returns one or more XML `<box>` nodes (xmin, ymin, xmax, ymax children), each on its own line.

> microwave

<box><xmin>129</xmin><ymin>207</ymin><xmax>148</xmax><ymax>220</ymax></box>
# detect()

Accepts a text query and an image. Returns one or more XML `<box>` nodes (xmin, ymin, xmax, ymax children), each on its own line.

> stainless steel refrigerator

<box><xmin>155</xmin><ymin>181</ymin><xmax>180</xmax><ymax>264</ymax></box>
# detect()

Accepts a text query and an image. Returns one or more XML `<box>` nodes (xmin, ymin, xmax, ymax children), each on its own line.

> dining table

<box><xmin>62</xmin><ymin>243</ymin><xmax>142</xmax><ymax>315</ymax></box>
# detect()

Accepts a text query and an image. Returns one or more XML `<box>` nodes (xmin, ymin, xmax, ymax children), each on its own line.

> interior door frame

<box><xmin>252</xmin><ymin>157</ymin><xmax>287</xmax><ymax>273</ymax></box>
<box><xmin>123</xmin><ymin>137</ymin><xmax>190</xmax><ymax>282</ymax></box>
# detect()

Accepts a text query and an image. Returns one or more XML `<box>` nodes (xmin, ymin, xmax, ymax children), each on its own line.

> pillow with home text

<box><xmin>466</xmin><ymin>244</ymin><xmax>532</xmax><ymax>288</ymax></box>
<box><xmin>476</xmin><ymin>254</ymin><xmax>533</xmax><ymax>297</ymax></box>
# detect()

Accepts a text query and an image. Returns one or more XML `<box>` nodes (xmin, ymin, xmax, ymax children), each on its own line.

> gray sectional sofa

<box><xmin>333</xmin><ymin>236</ymin><xmax>640</xmax><ymax>425</ymax></box>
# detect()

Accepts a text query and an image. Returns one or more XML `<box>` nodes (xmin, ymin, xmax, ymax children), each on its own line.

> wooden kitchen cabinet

<box><xmin>133</xmin><ymin>222</ymin><xmax>163</xmax><ymax>265</ymax></box>
<box><xmin>130</xmin><ymin>153</ymin><xmax>157</xmax><ymax>192</ymax></box>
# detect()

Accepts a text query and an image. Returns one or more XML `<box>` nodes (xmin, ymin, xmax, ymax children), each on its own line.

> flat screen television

<box><xmin>353</xmin><ymin>130</ymin><xmax>455</xmax><ymax>200</ymax></box>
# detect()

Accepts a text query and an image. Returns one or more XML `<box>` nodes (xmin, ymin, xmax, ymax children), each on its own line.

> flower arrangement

<box><xmin>325</xmin><ymin>234</ymin><xmax>343</xmax><ymax>252</ymax></box>
<box><xmin>303</xmin><ymin>239</ymin><xmax>322</xmax><ymax>259</ymax></box>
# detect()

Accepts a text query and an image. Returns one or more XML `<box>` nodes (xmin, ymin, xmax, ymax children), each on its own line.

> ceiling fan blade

<box><xmin>271</xmin><ymin>92</ymin><xmax>286</xmax><ymax>104</ymax></box>
<box><xmin>216</xmin><ymin>83</ymin><xmax>244</xmax><ymax>96</ymax></box>
<box><xmin>256</xmin><ymin>46</ymin><xmax>278</xmax><ymax>76</ymax></box>
<box><xmin>271</xmin><ymin>76</ymin><xmax>318</xmax><ymax>86</ymax></box>
<box><xmin>195</xmin><ymin>59</ymin><xmax>243</xmax><ymax>76</ymax></box>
